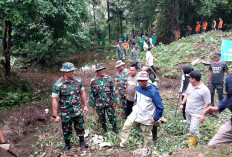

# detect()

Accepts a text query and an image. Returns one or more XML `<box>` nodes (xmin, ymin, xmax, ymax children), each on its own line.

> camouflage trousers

<box><xmin>61</xmin><ymin>114</ymin><xmax>85</xmax><ymax>140</ymax></box>
<box><xmin>96</xmin><ymin>105</ymin><xmax>117</xmax><ymax>126</ymax></box>
<box><xmin>118</xmin><ymin>55</ymin><xmax>126</xmax><ymax>62</ymax></box>
<box><xmin>119</xmin><ymin>93</ymin><xmax>127</xmax><ymax>112</ymax></box>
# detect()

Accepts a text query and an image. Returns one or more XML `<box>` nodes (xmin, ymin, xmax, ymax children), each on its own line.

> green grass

<box><xmin>140</xmin><ymin>31</ymin><xmax>232</xmax><ymax>80</ymax></box>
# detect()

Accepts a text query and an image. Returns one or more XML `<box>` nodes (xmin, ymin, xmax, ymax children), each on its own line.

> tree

<box><xmin>0</xmin><ymin>0</ymin><xmax>89</xmax><ymax>77</ymax></box>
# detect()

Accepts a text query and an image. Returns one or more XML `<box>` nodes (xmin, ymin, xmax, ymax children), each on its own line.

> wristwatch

<box><xmin>52</xmin><ymin>114</ymin><xmax>57</xmax><ymax>119</ymax></box>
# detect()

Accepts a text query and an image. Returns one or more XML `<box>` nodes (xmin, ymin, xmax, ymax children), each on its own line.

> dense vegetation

<box><xmin>1</xmin><ymin>0</ymin><xmax>232</xmax><ymax>77</ymax></box>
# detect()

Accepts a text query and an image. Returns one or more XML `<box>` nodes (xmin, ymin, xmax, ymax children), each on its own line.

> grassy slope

<box><xmin>144</xmin><ymin>31</ymin><xmax>232</xmax><ymax>156</ymax></box>
<box><xmin>141</xmin><ymin>31</ymin><xmax>232</xmax><ymax>81</ymax></box>
<box><xmin>30</xmin><ymin>31</ymin><xmax>232</xmax><ymax>157</ymax></box>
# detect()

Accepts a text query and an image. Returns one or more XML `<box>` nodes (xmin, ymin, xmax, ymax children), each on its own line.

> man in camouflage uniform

<box><xmin>89</xmin><ymin>63</ymin><xmax>119</xmax><ymax>134</ymax></box>
<box><xmin>116</xmin><ymin>41</ymin><xmax>128</xmax><ymax>62</ymax></box>
<box><xmin>52</xmin><ymin>62</ymin><xmax>88</xmax><ymax>151</ymax></box>
<box><xmin>130</xmin><ymin>44</ymin><xmax>141</xmax><ymax>69</ymax></box>
<box><xmin>115</xmin><ymin>60</ymin><xmax>129</xmax><ymax>118</ymax></box>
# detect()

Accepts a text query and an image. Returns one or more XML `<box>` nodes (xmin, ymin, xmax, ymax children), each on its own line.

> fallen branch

<box><xmin>175</xmin><ymin>61</ymin><xmax>191</xmax><ymax>65</ymax></box>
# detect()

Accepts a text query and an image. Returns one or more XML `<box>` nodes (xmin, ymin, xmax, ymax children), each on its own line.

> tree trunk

<box><xmin>93</xmin><ymin>4</ymin><xmax>97</xmax><ymax>44</ymax></box>
<box><xmin>170</xmin><ymin>0</ymin><xmax>179</xmax><ymax>41</ymax></box>
<box><xmin>119</xmin><ymin>15</ymin><xmax>123</xmax><ymax>35</ymax></box>
<box><xmin>2</xmin><ymin>19</ymin><xmax>12</xmax><ymax>77</ymax></box>
<box><xmin>5</xmin><ymin>21</ymin><xmax>12</xmax><ymax>77</ymax></box>
<box><xmin>107</xmin><ymin>0</ymin><xmax>111</xmax><ymax>43</ymax></box>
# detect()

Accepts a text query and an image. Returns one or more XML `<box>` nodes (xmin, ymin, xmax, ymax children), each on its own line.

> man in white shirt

<box><xmin>146</xmin><ymin>47</ymin><xmax>157</xmax><ymax>79</ymax></box>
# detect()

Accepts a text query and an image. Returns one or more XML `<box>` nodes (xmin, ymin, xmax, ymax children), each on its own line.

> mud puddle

<box><xmin>14</xmin><ymin>121</ymin><xmax>48</xmax><ymax>157</ymax></box>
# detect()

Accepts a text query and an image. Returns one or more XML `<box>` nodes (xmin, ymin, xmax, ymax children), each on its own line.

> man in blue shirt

<box><xmin>202</xmin><ymin>74</ymin><xmax>232</xmax><ymax>145</ymax></box>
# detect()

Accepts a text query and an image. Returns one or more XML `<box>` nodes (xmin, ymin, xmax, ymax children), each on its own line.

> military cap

<box><xmin>60</xmin><ymin>62</ymin><xmax>77</xmax><ymax>72</ymax></box>
<box><xmin>115</xmin><ymin>60</ymin><xmax>125</xmax><ymax>68</ymax></box>
<box><xmin>95</xmin><ymin>63</ymin><xmax>106</xmax><ymax>71</ymax></box>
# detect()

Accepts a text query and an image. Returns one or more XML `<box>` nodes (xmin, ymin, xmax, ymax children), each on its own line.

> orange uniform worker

<box><xmin>202</xmin><ymin>21</ymin><xmax>208</xmax><ymax>33</ymax></box>
<box><xmin>174</xmin><ymin>29</ymin><xmax>180</xmax><ymax>41</ymax></box>
<box><xmin>195</xmin><ymin>21</ymin><xmax>201</xmax><ymax>34</ymax></box>
<box><xmin>123</xmin><ymin>40</ymin><xmax>130</xmax><ymax>51</ymax></box>
<box><xmin>218</xmin><ymin>18</ymin><xmax>223</xmax><ymax>30</ymax></box>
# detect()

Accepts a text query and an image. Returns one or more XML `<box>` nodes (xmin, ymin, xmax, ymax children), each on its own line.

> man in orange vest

<box><xmin>202</xmin><ymin>21</ymin><xmax>208</xmax><ymax>33</ymax></box>
<box><xmin>186</xmin><ymin>25</ymin><xmax>192</xmax><ymax>36</ymax></box>
<box><xmin>195</xmin><ymin>21</ymin><xmax>201</xmax><ymax>34</ymax></box>
<box><xmin>174</xmin><ymin>29</ymin><xmax>180</xmax><ymax>41</ymax></box>
<box><xmin>218</xmin><ymin>18</ymin><xmax>223</xmax><ymax>30</ymax></box>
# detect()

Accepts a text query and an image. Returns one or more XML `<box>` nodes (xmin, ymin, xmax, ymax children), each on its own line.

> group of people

<box><xmin>178</xmin><ymin>52</ymin><xmax>231</xmax><ymax>147</ymax></box>
<box><xmin>51</xmin><ymin>59</ymin><xmax>163</xmax><ymax>155</ymax></box>
<box><xmin>50</xmin><ymin>40</ymin><xmax>232</xmax><ymax>155</ymax></box>
<box><xmin>174</xmin><ymin>18</ymin><xmax>224</xmax><ymax>41</ymax></box>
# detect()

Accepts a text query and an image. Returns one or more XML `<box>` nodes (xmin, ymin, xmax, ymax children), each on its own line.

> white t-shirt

<box><xmin>146</xmin><ymin>51</ymin><xmax>154</xmax><ymax>66</ymax></box>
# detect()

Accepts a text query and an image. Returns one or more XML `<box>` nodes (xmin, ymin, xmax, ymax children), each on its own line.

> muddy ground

<box><xmin>0</xmin><ymin>58</ymin><xmax>180</xmax><ymax>156</ymax></box>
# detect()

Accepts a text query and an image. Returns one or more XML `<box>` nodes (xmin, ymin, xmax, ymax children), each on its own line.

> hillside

<box><xmin>144</xmin><ymin>31</ymin><xmax>232</xmax><ymax>81</ymax></box>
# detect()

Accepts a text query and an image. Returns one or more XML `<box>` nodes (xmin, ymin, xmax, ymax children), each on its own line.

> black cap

<box><xmin>214</xmin><ymin>52</ymin><xmax>221</xmax><ymax>57</ymax></box>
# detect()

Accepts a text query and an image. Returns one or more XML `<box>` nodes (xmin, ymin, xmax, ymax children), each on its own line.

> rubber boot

<box><xmin>79</xmin><ymin>136</ymin><xmax>86</xmax><ymax>150</ymax></box>
<box><xmin>189</xmin><ymin>136</ymin><xmax>198</xmax><ymax>148</ymax></box>
<box><xmin>64</xmin><ymin>139</ymin><xmax>71</xmax><ymax>151</ymax></box>
<box><xmin>112</xmin><ymin>124</ymin><xmax>118</xmax><ymax>134</ymax></box>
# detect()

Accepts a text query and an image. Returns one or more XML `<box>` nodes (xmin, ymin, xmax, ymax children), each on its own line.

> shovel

<box><xmin>174</xmin><ymin>94</ymin><xmax>180</xmax><ymax>118</ymax></box>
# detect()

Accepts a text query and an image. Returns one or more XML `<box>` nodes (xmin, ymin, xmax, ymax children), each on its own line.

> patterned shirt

<box><xmin>115</xmin><ymin>69</ymin><xmax>129</xmax><ymax>96</ymax></box>
<box><xmin>130</xmin><ymin>48</ymin><xmax>140</xmax><ymax>63</ymax></box>
<box><xmin>52</xmin><ymin>76</ymin><xmax>85</xmax><ymax>118</ymax></box>
<box><xmin>116</xmin><ymin>45</ymin><xmax>128</xmax><ymax>60</ymax></box>
<box><xmin>89</xmin><ymin>74</ymin><xmax>118</xmax><ymax>107</ymax></box>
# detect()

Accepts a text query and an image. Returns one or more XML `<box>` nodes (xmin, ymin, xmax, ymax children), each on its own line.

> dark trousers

<box><xmin>125</xmin><ymin>99</ymin><xmax>134</xmax><ymax>117</ymax></box>
<box><xmin>210</xmin><ymin>82</ymin><xmax>224</xmax><ymax>106</ymax></box>
<box><xmin>150</xmin><ymin>65</ymin><xmax>157</xmax><ymax>79</ymax></box>
<box><xmin>182</xmin><ymin>95</ymin><xmax>186</xmax><ymax>119</ymax></box>
<box><xmin>152</xmin><ymin>125</ymin><xmax>158</xmax><ymax>140</ymax></box>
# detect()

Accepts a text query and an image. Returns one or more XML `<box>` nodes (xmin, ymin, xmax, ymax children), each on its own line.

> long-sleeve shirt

<box><xmin>89</xmin><ymin>75</ymin><xmax>118</xmax><ymax>107</ymax></box>
<box><xmin>128</xmin><ymin>84</ymin><xmax>164</xmax><ymax>125</ymax></box>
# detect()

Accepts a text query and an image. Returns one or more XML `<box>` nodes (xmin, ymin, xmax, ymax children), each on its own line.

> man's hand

<box><xmin>150</xmin><ymin>118</ymin><xmax>157</xmax><ymax>124</ymax></box>
<box><xmin>54</xmin><ymin>116</ymin><xmax>61</xmax><ymax>123</ymax></box>
<box><xmin>205</xmin><ymin>106</ymin><xmax>219</xmax><ymax>116</ymax></box>
<box><xmin>179</xmin><ymin>104</ymin><xmax>183</xmax><ymax>112</ymax></box>
<box><xmin>84</xmin><ymin>106</ymin><xmax>88</xmax><ymax>115</ymax></box>
<box><xmin>113</xmin><ymin>103</ymin><xmax>117</xmax><ymax>107</ymax></box>
<box><xmin>200</xmin><ymin>114</ymin><xmax>206</xmax><ymax>122</ymax></box>
<box><xmin>93</xmin><ymin>107</ymin><xmax>97</xmax><ymax>110</ymax></box>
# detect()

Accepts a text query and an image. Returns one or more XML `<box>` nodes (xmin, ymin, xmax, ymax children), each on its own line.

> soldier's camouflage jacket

<box><xmin>130</xmin><ymin>48</ymin><xmax>140</xmax><ymax>63</ymax></box>
<box><xmin>52</xmin><ymin>76</ymin><xmax>85</xmax><ymax>119</ymax></box>
<box><xmin>116</xmin><ymin>45</ymin><xmax>128</xmax><ymax>60</ymax></box>
<box><xmin>89</xmin><ymin>74</ymin><xmax>118</xmax><ymax>107</ymax></box>
<box><xmin>115</xmin><ymin>69</ymin><xmax>129</xmax><ymax>97</ymax></box>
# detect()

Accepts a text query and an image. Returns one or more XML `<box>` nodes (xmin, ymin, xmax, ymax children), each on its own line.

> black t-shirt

<box><xmin>209</xmin><ymin>61</ymin><xmax>228</xmax><ymax>83</ymax></box>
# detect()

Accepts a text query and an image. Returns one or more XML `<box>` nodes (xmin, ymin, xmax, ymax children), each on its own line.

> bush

<box><xmin>0</xmin><ymin>78</ymin><xmax>33</xmax><ymax>110</ymax></box>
